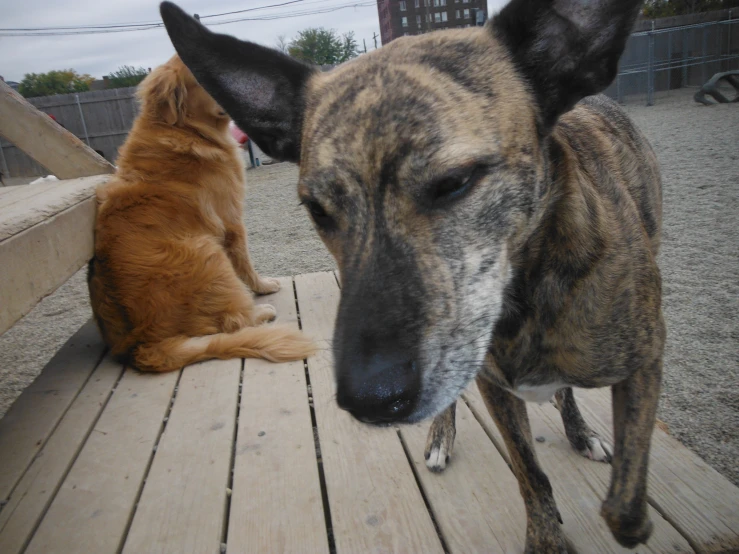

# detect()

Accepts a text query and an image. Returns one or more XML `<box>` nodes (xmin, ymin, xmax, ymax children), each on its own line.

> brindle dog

<box><xmin>161</xmin><ymin>1</ymin><xmax>664</xmax><ymax>551</ymax></box>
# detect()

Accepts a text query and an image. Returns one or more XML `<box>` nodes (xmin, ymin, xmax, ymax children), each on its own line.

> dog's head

<box><xmin>137</xmin><ymin>54</ymin><xmax>229</xmax><ymax>130</ymax></box>
<box><xmin>161</xmin><ymin>0</ymin><xmax>641</xmax><ymax>423</ymax></box>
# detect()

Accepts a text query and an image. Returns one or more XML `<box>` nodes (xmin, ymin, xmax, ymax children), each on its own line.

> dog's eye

<box><xmin>301</xmin><ymin>199</ymin><xmax>334</xmax><ymax>230</ymax></box>
<box><xmin>430</xmin><ymin>166</ymin><xmax>486</xmax><ymax>207</ymax></box>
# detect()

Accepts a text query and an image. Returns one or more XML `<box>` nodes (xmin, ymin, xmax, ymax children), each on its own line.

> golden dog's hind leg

<box><xmin>601</xmin><ymin>355</ymin><xmax>662</xmax><ymax>548</ymax></box>
<box><xmin>224</xmin><ymin>225</ymin><xmax>280</xmax><ymax>295</ymax></box>
<box><xmin>477</xmin><ymin>371</ymin><xmax>567</xmax><ymax>554</ymax></box>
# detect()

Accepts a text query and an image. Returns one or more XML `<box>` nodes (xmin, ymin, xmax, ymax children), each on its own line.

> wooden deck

<box><xmin>0</xmin><ymin>271</ymin><xmax>737</xmax><ymax>554</ymax></box>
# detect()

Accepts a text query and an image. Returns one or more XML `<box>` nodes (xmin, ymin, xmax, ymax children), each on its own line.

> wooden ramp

<box><xmin>0</xmin><ymin>272</ymin><xmax>737</xmax><ymax>554</ymax></box>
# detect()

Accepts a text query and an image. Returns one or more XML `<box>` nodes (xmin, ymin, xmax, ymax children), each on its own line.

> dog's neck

<box><xmin>509</xmin><ymin>130</ymin><xmax>607</xmax><ymax>270</ymax></box>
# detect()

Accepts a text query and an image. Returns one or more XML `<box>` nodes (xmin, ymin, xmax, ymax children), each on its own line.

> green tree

<box><xmin>18</xmin><ymin>69</ymin><xmax>94</xmax><ymax>98</ymax></box>
<box><xmin>108</xmin><ymin>65</ymin><xmax>148</xmax><ymax>88</ymax></box>
<box><xmin>287</xmin><ymin>28</ymin><xmax>359</xmax><ymax>66</ymax></box>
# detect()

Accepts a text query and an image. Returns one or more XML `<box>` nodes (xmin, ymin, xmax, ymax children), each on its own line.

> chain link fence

<box><xmin>604</xmin><ymin>17</ymin><xmax>739</xmax><ymax>105</ymax></box>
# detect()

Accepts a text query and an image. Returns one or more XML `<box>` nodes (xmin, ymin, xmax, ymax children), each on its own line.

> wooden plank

<box><xmin>122</xmin><ymin>359</ymin><xmax>240</xmax><ymax>554</ymax></box>
<box><xmin>25</xmin><ymin>368</ymin><xmax>179</xmax><ymax>554</ymax></box>
<box><xmin>295</xmin><ymin>272</ymin><xmax>444</xmax><ymax>554</ymax></box>
<box><xmin>0</xmin><ymin>320</ymin><xmax>105</xmax><ymax>502</ymax></box>
<box><xmin>464</xmin><ymin>386</ymin><xmax>692</xmax><ymax>553</ymax></box>
<box><xmin>0</xmin><ymin>356</ymin><xmax>124</xmax><ymax>554</ymax></box>
<box><xmin>400</xmin><ymin>400</ymin><xmax>528</xmax><ymax>552</ymax></box>
<box><xmin>0</xmin><ymin>81</ymin><xmax>114</xmax><ymax>179</ymax></box>
<box><xmin>0</xmin><ymin>196</ymin><xmax>96</xmax><ymax>335</ymax></box>
<box><xmin>575</xmin><ymin>388</ymin><xmax>739</xmax><ymax>553</ymax></box>
<box><xmin>226</xmin><ymin>277</ymin><xmax>329</xmax><ymax>554</ymax></box>
<box><xmin>0</xmin><ymin>174</ymin><xmax>108</xmax><ymax>240</ymax></box>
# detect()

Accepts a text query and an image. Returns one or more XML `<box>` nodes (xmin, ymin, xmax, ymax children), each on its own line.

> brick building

<box><xmin>377</xmin><ymin>0</ymin><xmax>488</xmax><ymax>45</ymax></box>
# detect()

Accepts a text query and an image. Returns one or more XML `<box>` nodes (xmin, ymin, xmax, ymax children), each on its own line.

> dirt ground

<box><xmin>0</xmin><ymin>89</ymin><xmax>737</xmax><ymax>485</ymax></box>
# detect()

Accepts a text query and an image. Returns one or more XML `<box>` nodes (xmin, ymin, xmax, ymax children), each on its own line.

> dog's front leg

<box><xmin>554</xmin><ymin>387</ymin><xmax>612</xmax><ymax>463</ymax></box>
<box><xmin>424</xmin><ymin>401</ymin><xmax>456</xmax><ymax>472</ymax></box>
<box><xmin>477</xmin><ymin>373</ymin><xmax>567</xmax><ymax>554</ymax></box>
<box><xmin>224</xmin><ymin>225</ymin><xmax>280</xmax><ymax>295</ymax></box>
<box><xmin>601</xmin><ymin>356</ymin><xmax>662</xmax><ymax>548</ymax></box>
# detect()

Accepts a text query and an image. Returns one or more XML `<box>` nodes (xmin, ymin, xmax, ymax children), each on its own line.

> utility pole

<box><xmin>363</xmin><ymin>39</ymin><xmax>368</xmax><ymax>53</ymax></box>
<box><xmin>372</xmin><ymin>32</ymin><xmax>379</xmax><ymax>49</ymax></box>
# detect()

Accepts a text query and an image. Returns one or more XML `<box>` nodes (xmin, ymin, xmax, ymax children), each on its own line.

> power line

<box><xmin>0</xmin><ymin>0</ymin><xmax>371</xmax><ymax>35</ymax></box>
<box><xmin>0</xmin><ymin>0</ymin><xmax>309</xmax><ymax>31</ymax></box>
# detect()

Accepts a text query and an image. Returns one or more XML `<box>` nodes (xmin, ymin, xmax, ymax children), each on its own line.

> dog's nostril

<box><xmin>387</xmin><ymin>397</ymin><xmax>411</xmax><ymax>415</ymax></box>
<box><xmin>337</xmin><ymin>356</ymin><xmax>420</xmax><ymax>423</ymax></box>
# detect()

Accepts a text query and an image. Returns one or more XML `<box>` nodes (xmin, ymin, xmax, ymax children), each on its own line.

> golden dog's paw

<box><xmin>253</xmin><ymin>277</ymin><xmax>281</xmax><ymax>295</ymax></box>
<box><xmin>254</xmin><ymin>304</ymin><xmax>277</xmax><ymax>324</ymax></box>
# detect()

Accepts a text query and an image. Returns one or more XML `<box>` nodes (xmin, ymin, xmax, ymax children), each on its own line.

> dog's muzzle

<box><xmin>336</xmin><ymin>353</ymin><xmax>420</xmax><ymax>424</ymax></box>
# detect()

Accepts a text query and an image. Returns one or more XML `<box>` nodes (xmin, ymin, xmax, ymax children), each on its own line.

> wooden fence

<box><xmin>0</xmin><ymin>87</ymin><xmax>138</xmax><ymax>178</ymax></box>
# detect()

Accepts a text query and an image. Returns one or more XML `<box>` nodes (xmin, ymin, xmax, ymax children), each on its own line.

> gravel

<box><xmin>0</xmin><ymin>88</ymin><xmax>736</xmax><ymax>485</ymax></box>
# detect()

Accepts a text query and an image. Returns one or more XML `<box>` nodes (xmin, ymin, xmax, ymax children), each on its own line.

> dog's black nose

<box><xmin>336</xmin><ymin>354</ymin><xmax>420</xmax><ymax>424</ymax></box>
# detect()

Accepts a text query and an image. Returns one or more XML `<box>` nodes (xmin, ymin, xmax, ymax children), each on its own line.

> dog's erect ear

<box><xmin>159</xmin><ymin>2</ymin><xmax>316</xmax><ymax>162</ymax></box>
<box><xmin>137</xmin><ymin>61</ymin><xmax>188</xmax><ymax>126</ymax></box>
<box><xmin>493</xmin><ymin>0</ymin><xmax>642</xmax><ymax>129</ymax></box>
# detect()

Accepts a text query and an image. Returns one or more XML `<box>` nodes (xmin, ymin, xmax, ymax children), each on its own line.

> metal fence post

<box><xmin>682</xmin><ymin>28</ymin><xmax>689</xmax><ymax>87</ymax></box>
<box><xmin>0</xmin><ymin>144</ymin><xmax>10</xmax><ymax>181</ymax></box>
<box><xmin>702</xmin><ymin>25</ymin><xmax>708</xmax><ymax>85</ymax></box>
<box><xmin>75</xmin><ymin>93</ymin><xmax>91</xmax><ymax>147</ymax></box>
<box><xmin>647</xmin><ymin>31</ymin><xmax>655</xmax><ymax>106</ymax></box>
<box><xmin>667</xmin><ymin>30</ymin><xmax>672</xmax><ymax>92</ymax></box>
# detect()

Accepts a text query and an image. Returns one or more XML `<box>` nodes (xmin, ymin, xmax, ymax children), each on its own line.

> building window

<box><xmin>464</xmin><ymin>8</ymin><xmax>470</xmax><ymax>18</ymax></box>
<box><xmin>401</xmin><ymin>16</ymin><xmax>408</xmax><ymax>27</ymax></box>
<box><xmin>455</xmin><ymin>9</ymin><xmax>460</xmax><ymax>18</ymax></box>
<box><xmin>441</xmin><ymin>11</ymin><xmax>448</xmax><ymax>21</ymax></box>
<box><xmin>441</xmin><ymin>0</ymin><xmax>447</xmax><ymax>5</ymax></box>
<box><xmin>404</xmin><ymin>32</ymin><xmax>409</xmax><ymax>36</ymax></box>
<box><xmin>416</xmin><ymin>14</ymin><xmax>421</xmax><ymax>26</ymax></box>
<box><xmin>463</xmin><ymin>0</ymin><xmax>469</xmax><ymax>3</ymax></box>
<box><xmin>415</xmin><ymin>0</ymin><xmax>419</xmax><ymax>6</ymax></box>
<box><xmin>427</xmin><ymin>13</ymin><xmax>433</xmax><ymax>22</ymax></box>
<box><xmin>399</xmin><ymin>0</ymin><xmax>406</xmax><ymax>11</ymax></box>
<box><xmin>434</xmin><ymin>12</ymin><xmax>441</xmax><ymax>22</ymax></box>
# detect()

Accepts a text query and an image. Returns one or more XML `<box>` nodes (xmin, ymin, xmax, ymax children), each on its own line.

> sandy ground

<box><xmin>0</xmin><ymin>89</ymin><xmax>737</xmax><ymax>485</ymax></box>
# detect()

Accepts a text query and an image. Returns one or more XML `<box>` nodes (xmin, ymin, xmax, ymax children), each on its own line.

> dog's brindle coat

<box><xmin>161</xmin><ymin>1</ymin><xmax>663</xmax><ymax>551</ymax></box>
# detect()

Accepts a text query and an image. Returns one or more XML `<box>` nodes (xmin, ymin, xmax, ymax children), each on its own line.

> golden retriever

<box><xmin>88</xmin><ymin>55</ymin><xmax>315</xmax><ymax>372</ymax></box>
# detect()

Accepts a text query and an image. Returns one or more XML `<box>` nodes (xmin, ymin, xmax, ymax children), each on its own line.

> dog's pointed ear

<box><xmin>159</xmin><ymin>1</ymin><xmax>317</xmax><ymax>162</ymax></box>
<box><xmin>493</xmin><ymin>0</ymin><xmax>642</xmax><ymax>130</ymax></box>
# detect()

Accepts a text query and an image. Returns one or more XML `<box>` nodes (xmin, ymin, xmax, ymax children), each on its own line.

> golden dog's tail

<box><xmin>132</xmin><ymin>326</ymin><xmax>316</xmax><ymax>372</ymax></box>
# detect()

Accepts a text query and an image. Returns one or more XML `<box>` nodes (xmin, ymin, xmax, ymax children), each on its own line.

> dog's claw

<box><xmin>581</xmin><ymin>435</ymin><xmax>613</xmax><ymax>463</ymax></box>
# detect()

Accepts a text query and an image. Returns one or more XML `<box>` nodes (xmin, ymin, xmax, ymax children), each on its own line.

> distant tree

<box><xmin>18</xmin><ymin>69</ymin><xmax>94</xmax><ymax>98</ymax></box>
<box><xmin>287</xmin><ymin>28</ymin><xmax>359</xmax><ymax>65</ymax></box>
<box><xmin>642</xmin><ymin>0</ymin><xmax>739</xmax><ymax>17</ymax></box>
<box><xmin>339</xmin><ymin>32</ymin><xmax>359</xmax><ymax>63</ymax></box>
<box><xmin>275</xmin><ymin>34</ymin><xmax>289</xmax><ymax>54</ymax></box>
<box><xmin>108</xmin><ymin>65</ymin><xmax>148</xmax><ymax>88</ymax></box>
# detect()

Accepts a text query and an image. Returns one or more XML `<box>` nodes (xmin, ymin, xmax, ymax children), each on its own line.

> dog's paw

<box><xmin>253</xmin><ymin>277</ymin><xmax>280</xmax><ymax>295</ymax></box>
<box><xmin>524</xmin><ymin>529</ymin><xmax>568</xmax><ymax>554</ymax></box>
<box><xmin>254</xmin><ymin>304</ymin><xmax>277</xmax><ymax>324</ymax></box>
<box><xmin>601</xmin><ymin>498</ymin><xmax>653</xmax><ymax>548</ymax></box>
<box><xmin>579</xmin><ymin>434</ymin><xmax>613</xmax><ymax>463</ymax></box>
<box><xmin>425</xmin><ymin>441</ymin><xmax>451</xmax><ymax>473</ymax></box>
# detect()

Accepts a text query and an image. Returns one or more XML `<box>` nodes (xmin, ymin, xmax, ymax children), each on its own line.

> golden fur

<box><xmin>87</xmin><ymin>55</ymin><xmax>315</xmax><ymax>372</ymax></box>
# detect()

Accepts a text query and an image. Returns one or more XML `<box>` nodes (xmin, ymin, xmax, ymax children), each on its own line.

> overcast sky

<box><xmin>1</xmin><ymin>0</ymin><xmax>508</xmax><ymax>82</ymax></box>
